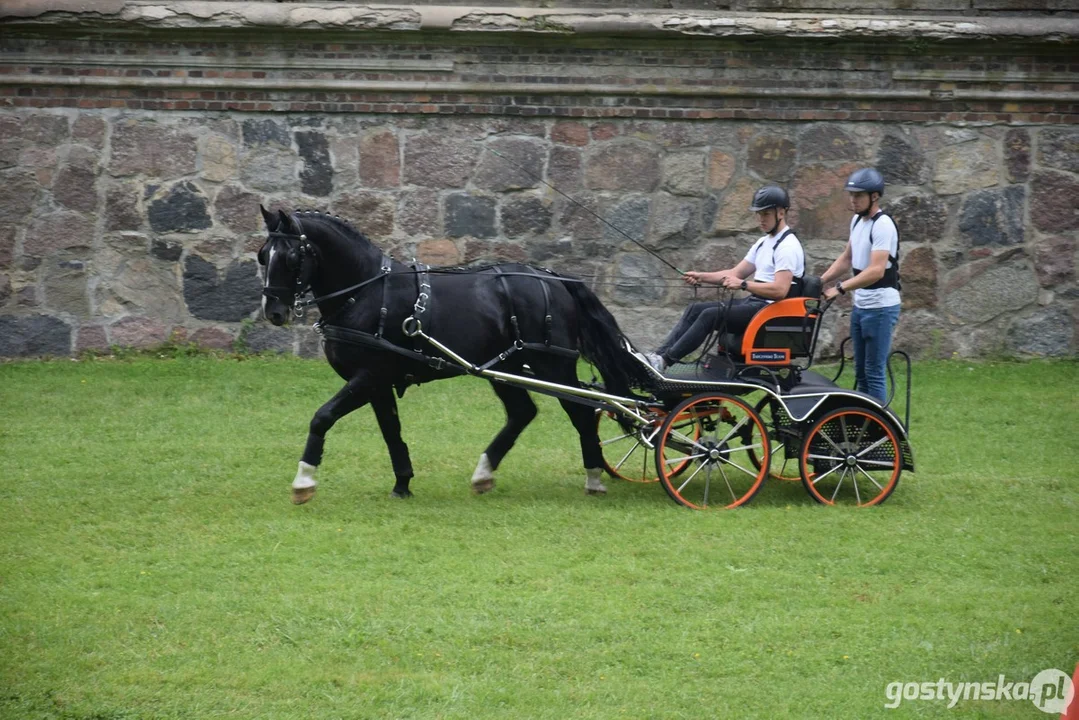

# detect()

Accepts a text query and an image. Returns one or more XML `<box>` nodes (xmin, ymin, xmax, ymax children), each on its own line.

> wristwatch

<box><xmin>740</xmin><ymin>279</ymin><xmax>748</xmax><ymax>291</ymax></box>
<box><xmin>836</xmin><ymin>282</ymin><xmax>846</xmax><ymax>295</ymax></box>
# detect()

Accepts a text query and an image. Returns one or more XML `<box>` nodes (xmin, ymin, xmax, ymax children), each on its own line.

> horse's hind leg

<box><xmin>293</xmin><ymin>378</ymin><xmax>369</xmax><ymax>504</ymax></box>
<box><xmin>370</xmin><ymin>387</ymin><xmax>414</xmax><ymax>499</ymax></box>
<box><xmin>558</xmin><ymin>398</ymin><xmax>608</xmax><ymax>495</ymax></box>
<box><xmin>472</xmin><ymin>383</ymin><xmax>537</xmax><ymax>494</ymax></box>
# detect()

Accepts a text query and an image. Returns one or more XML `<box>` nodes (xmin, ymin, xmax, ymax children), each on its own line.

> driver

<box><xmin>639</xmin><ymin>185</ymin><xmax>804</xmax><ymax>372</ymax></box>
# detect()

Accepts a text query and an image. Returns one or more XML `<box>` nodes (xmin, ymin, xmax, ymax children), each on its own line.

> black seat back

<box><xmin>799</xmin><ymin>275</ymin><xmax>822</xmax><ymax>299</ymax></box>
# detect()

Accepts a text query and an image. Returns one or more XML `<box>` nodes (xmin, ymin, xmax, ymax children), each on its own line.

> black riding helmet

<box><xmin>749</xmin><ymin>185</ymin><xmax>790</xmax><ymax>212</ymax></box>
<box><xmin>845</xmin><ymin>168</ymin><xmax>885</xmax><ymax>217</ymax></box>
<box><xmin>845</xmin><ymin>168</ymin><xmax>885</xmax><ymax>196</ymax></box>
<box><xmin>749</xmin><ymin>185</ymin><xmax>789</xmax><ymax>235</ymax></box>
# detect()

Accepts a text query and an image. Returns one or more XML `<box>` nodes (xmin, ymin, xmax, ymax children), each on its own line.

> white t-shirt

<box><xmin>849</xmin><ymin>212</ymin><xmax>900</xmax><ymax>309</ymax></box>
<box><xmin>744</xmin><ymin>228</ymin><xmax>805</xmax><ymax>303</ymax></box>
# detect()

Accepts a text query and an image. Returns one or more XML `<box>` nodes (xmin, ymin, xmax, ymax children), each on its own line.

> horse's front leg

<box><xmin>370</xmin><ymin>387</ymin><xmax>414</xmax><ymax>499</ymax></box>
<box><xmin>293</xmin><ymin>378</ymin><xmax>370</xmax><ymax>505</ymax></box>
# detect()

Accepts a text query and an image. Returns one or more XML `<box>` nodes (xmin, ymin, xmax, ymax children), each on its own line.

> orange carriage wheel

<box><xmin>596</xmin><ymin>409</ymin><xmax>698</xmax><ymax>483</ymax></box>
<box><xmin>799</xmin><ymin>407</ymin><xmax>902</xmax><ymax>507</ymax></box>
<box><xmin>654</xmin><ymin>393</ymin><xmax>770</xmax><ymax>510</ymax></box>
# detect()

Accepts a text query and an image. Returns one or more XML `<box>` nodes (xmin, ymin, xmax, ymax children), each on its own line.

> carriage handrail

<box><xmin>889</xmin><ymin>349</ymin><xmax>912</xmax><ymax>431</ymax></box>
<box><xmin>827</xmin><ymin>337</ymin><xmax>912</xmax><ymax>428</ymax></box>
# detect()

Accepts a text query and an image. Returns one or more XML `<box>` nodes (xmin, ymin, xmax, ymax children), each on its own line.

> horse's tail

<box><xmin>560</xmin><ymin>278</ymin><xmax>650</xmax><ymax>395</ymax></box>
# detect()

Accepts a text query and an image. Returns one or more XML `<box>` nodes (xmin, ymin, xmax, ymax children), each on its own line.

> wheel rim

<box><xmin>655</xmin><ymin>395</ymin><xmax>770</xmax><ymax>510</ymax></box>
<box><xmin>597</xmin><ymin>410</ymin><xmax>698</xmax><ymax>483</ymax></box>
<box><xmin>800</xmin><ymin>408</ymin><xmax>901</xmax><ymax>507</ymax></box>
<box><xmin>752</xmin><ymin>397</ymin><xmax>802</xmax><ymax>482</ymax></box>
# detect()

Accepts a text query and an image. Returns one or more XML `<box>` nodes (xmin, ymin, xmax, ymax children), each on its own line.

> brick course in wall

<box><xmin>0</xmin><ymin>2</ymin><xmax>1076</xmax><ymax>358</ymax></box>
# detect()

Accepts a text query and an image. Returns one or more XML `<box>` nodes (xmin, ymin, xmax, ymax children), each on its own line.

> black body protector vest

<box><xmin>851</xmin><ymin>211</ymin><xmax>901</xmax><ymax>290</ymax></box>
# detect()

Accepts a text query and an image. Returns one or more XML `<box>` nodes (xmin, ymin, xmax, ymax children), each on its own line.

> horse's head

<box><xmin>258</xmin><ymin>206</ymin><xmax>318</xmax><ymax>326</ymax></box>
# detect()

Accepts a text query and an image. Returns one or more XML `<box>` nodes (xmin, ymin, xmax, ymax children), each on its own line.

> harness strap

<box><xmin>536</xmin><ymin>268</ymin><xmax>554</xmax><ymax>346</ymax></box>
<box><xmin>376</xmin><ymin>255</ymin><xmax>393</xmax><ymax>338</ymax></box>
<box><xmin>406</xmin><ymin>260</ymin><xmax>432</xmax><ymax>349</ymax></box>
<box><xmin>493</xmin><ymin>266</ymin><xmax>523</xmax><ymax>347</ymax></box>
<box><xmin>322</xmin><ymin>324</ymin><xmax>467</xmax><ymax>375</ymax></box>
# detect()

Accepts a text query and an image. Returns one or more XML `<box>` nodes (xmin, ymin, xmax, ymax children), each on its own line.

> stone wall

<box><xmin>1</xmin><ymin>2</ymin><xmax>1077</xmax><ymax>358</ymax></box>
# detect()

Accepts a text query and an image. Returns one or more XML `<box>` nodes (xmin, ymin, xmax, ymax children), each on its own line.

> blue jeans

<box><xmin>851</xmin><ymin>304</ymin><xmax>901</xmax><ymax>403</ymax></box>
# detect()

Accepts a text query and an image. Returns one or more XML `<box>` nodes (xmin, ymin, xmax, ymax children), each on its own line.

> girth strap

<box><xmin>492</xmin><ymin>265</ymin><xmax>558</xmax><ymax>347</ymax></box>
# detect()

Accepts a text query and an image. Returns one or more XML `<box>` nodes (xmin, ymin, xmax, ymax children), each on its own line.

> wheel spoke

<box><xmin>858</xmin><ymin>458</ymin><xmax>897</xmax><ymax>468</ymax></box>
<box><xmin>722</xmin><ymin>442</ymin><xmax>763</xmax><ymax>456</ymax></box>
<box><xmin>703</xmin><ymin>463</ymin><xmax>713</xmax><ymax>507</ymax></box>
<box><xmin>819</xmin><ymin>429</ymin><xmax>847</xmax><ymax>456</ymax></box>
<box><xmin>668</xmin><ymin>427</ymin><xmax>711</xmax><ymax>454</ymax></box>
<box><xmin>676</xmin><ymin>460</ymin><xmax>709</xmax><ymax>493</ymax></box>
<box><xmin>811</xmin><ymin>461</ymin><xmax>845</xmax><ymax>485</ymax></box>
<box><xmin>855</xmin><ymin>464</ymin><xmax>885</xmax><ymax>491</ymax></box>
<box><xmin>830</xmin><ymin>467</ymin><xmax>847</xmax><ymax>501</ymax></box>
<box><xmin>718</xmin><ymin>462</ymin><xmax>736</xmax><ymax>504</ymax></box>
<box><xmin>852</xmin><ymin>466</ymin><xmax>861</xmax><ymax>505</ymax></box>
<box><xmin>854</xmin><ymin>416</ymin><xmax>870</xmax><ymax>446</ymax></box>
<box><xmin>807</xmin><ymin>453</ymin><xmax>845</xmax><ymax>463</ymax></box>
<box><xmin>613</xmin><ymin>441</ymin><xmax>643</xmax><ymax>471</ymax></box>
<box><xmin>839</xmin><ymin>414</ymin><xmax>850</xmax><ymax>445</ymax></box>
<box><xmin>717</xmin><ymin>415</ymin><xmax>750</xmax><ymax>444</ymax></box>
<box><xmin>717</xmin><ymin>456</ymin><xmax>757</xmax><ymax>478</ymax></box>
<box><xmin>855</xmin><ymin>436</ymin><xmax>889</xmax><ymax>458</ymax></box>
<box><xmin>600</xmin><ymin>432</ymin><xmax>634</xmax><ymax>446</ymax></box>
<box><xmin>665</xmin><ymin>451</ymin><xmax>705</xmax><ymax>465</ymax></box>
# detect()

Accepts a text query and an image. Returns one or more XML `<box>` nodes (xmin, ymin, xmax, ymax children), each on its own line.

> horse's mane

<box><xmin>293</xmin><ymin>209</ymin><xmax>374</xmax><ymax>247</ymax></box>
<box><xmin>290</xmin><ymin>209</ymin><xmax>579</xmax><ymax>279</ymax></box>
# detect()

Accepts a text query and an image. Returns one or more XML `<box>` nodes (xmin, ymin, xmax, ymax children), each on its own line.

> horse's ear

<box><xmin>260</xmin><ymin>204</ymin><xmax>277</xmax><ymax>231</ymax></box>
<box><xmin>277</xmin><ymin>209</ymin><xmax>301</xmax><ymax>235</ymax></box>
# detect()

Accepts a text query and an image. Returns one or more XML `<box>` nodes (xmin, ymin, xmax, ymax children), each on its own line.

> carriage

<box><xmin>258</xmin><ymin>207</ymin><xmax>914</xmax><ymax>510</ymax></box>
<box><xmin>592</xmin><ymin>279</ymin><xmax>914</xmax><ymax>509</ymax></box>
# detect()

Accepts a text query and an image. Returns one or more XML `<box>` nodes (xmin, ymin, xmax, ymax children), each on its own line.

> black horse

<box><xmin>257</xmin><ymin>207</ymin><xmax>648</xmax><ymax>503</ymax></box>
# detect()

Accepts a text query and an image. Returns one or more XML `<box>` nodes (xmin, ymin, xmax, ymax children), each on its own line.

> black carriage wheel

<box><xmin>751</xmin><ymin>396</ymin><xmax>802</xmax><ymax>482</ymax></box>
<box><xmin>799</xmin><ymin>406</ymin><xmax>902</xmax><ymax>507</ymax></box>
<box><xmin>596</xmin><ymin>409</ymin><xmax>699</xmax><ymax>484</ymax></box>
<box><xmin>654</xmin><ymin>393</ymin><xmax>770</xmax><ymax>510</ymax></box>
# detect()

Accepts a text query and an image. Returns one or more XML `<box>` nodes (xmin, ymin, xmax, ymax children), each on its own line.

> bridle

<box><xmin>261</xmin><ymin>231</ymin><xmax>318</xmax><ymax>317</ymax></box>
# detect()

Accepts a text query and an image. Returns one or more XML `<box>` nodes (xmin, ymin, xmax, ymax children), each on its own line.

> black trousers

<box><xmin>657</xmin><ymin>296</ymin><xmax>768</xmax><ymax>362</ymax></box>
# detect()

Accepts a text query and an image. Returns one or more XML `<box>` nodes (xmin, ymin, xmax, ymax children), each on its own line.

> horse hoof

<box><xmin>471</xmin><ymin>478</ymin><xmax>495</xmax><ymax>495</ymax></box>
<box><xmin>391</xmin><ymin>489</ymin><xmax>413</xmax><ymax>499</ymax></box>
<box><xmin>585</xmin><ymin>487</ymin><xmax>607</xmax><ymax>496</ymax></box>
<box><xmin>291</xmin><ymin>486</ymin><xmax>317</xmax><ymax>505</ymax></box>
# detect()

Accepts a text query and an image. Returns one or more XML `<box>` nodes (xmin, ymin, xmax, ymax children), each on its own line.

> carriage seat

<box><xmin>714</xmin><ymin>275</ymin><xmax>824</xmax><ymax>367</ymax></box>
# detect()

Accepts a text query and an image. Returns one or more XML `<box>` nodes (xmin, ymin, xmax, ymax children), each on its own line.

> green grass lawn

<box><xmin>1</xmin><ymin>355</ymin><xmax>1076</xmax><ymax>719</ymax></box>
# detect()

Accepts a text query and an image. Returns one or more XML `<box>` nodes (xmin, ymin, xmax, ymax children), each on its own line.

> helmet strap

<box><xmin>766</xmin><ymin>208</ymin><xmax>783</xmax><ymax>235</ymax></box>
